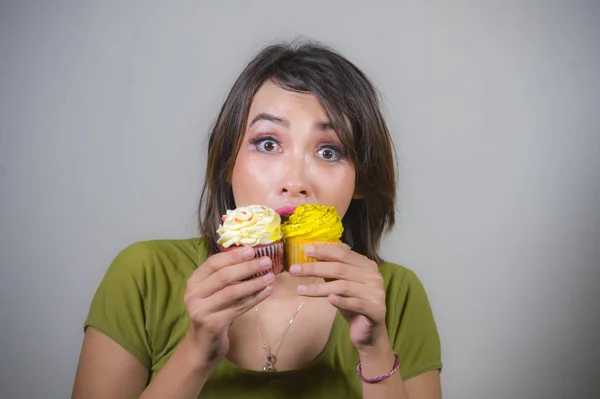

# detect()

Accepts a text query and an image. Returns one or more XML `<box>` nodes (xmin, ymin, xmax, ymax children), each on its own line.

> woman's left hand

<box><xmin>289</xmin><ymin>244</ymin><xmax>389</xmax><ymax>351</ymax></box>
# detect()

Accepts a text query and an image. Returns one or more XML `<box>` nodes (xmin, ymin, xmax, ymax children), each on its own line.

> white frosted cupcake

<box><xmin>217</xmin><ymin>205</ymin><xmax>284</xmax><ymax>276</ymax></box>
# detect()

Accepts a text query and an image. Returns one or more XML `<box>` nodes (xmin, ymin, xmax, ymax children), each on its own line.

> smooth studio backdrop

<box><xmin>1</xmin><ymin>1</ymin><xmax>599</xmax><ymax>398</ymax></box>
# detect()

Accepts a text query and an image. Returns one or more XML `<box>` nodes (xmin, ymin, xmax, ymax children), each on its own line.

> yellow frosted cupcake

<box><xmin>281</xmin><ymin>204</ymin><xmax>344</xmax><ymax>269</ymax></box>
<box><xmin>217</xmin><ymin>205</ymin><xmax>284</xmax><ymax>275</ymax></box>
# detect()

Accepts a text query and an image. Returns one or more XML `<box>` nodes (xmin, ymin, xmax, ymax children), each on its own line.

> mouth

<box><xmin>276</xmin><ymin>206</ymin><xmax>297</xmax><ymax>223</ymax></box>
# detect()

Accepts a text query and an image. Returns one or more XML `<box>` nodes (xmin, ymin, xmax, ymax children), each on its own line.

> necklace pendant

<box><xmin>256</xmin><ymin>298</ymin><xmax>307</xmax><ymax>374</ymax></box>
<box><xmin>263</xmin><ymin>353</ymin><xmax>275</xmax><ymax>372</ymax></box>
<box><xmin>263</xmin><ymin>361</ymin><xmax>274</xmax><ymax>372</ymax></box>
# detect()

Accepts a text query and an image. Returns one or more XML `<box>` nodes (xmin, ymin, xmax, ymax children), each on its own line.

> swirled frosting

<box><xmin>217</xmin><ymin>205</ymin><xmax>282</xmax><ymax>248</ymax></box>
<box><xmin>281</xmin><ymin>204</ymin><xmax>343</xmax><ymax>241</ymax></box>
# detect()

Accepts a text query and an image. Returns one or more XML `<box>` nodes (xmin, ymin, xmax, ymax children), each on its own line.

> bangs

<box><xmin>270</xmin><ymin>78</ymin><xmax>358</xmax><ymax>167</ymax></box>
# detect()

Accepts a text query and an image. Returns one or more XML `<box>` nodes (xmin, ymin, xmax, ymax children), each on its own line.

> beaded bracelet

<box><xmin>356</xmin><ymin>353</ymin><xmax>400</xmax><ymax>383</ymax></box>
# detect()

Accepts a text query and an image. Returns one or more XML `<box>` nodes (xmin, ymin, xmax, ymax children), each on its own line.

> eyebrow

<box><xmin>249</xmin><ymin>112</ymin><xmax>334</xmax><ymax>131</ymax></box>
<box><xmin>250</xmin><ymin>113</ymin><xmax>289</xmax><ymax>128</ymax></box>
<box><xmin>317</xmin><ymin>121</ymin><xmax>334</xmax><ymax>130</ymax></box>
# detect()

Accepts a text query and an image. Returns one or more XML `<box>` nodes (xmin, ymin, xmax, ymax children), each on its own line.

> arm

<box><xmin>405</xmin><ymin>370</ymin><xmax>442</xmax><ymax>398</ymax></box>
<box><xmin>292</xmin><ymin>244</ymin><xmax>443</xmax><ymax>399</ymax></box>
<box><xmin>357</xmin><ymin>338</ymin><xmax>441</xmax><ymax>399</ymax></box>
<box><xmin>357</xmin><ymin>338</ymin><xmax>408</xmax><ymax>399</ymax></box>
<box><xmin>72</xmin><ymin>328</ymin><xmax>148</xmax><ymax>399</ymax></box>
<box><xmin>138</xmin><ymin>332</ymin><xmax>213</xmax><ymax>399</ymax></box>
<box><xmin>72</xmin><ymin>328</ymin><xmax>212</xmax><ymax>399</ymax></box>
<box><xmin>73</xmin><ymin>243</ymin><xmax>273</xmax><ymax>399</ymax></box>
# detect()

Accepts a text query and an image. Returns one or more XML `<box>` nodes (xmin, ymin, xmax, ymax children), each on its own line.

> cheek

<box><xmin>231</xmin><ymin>152</ymin><xmax>279</xmax><ymax>202</ymax></box>
<box><xmin>319</xmin><ymin>166</ymin><xmax>356</xmax><ymax>216</ymax></box>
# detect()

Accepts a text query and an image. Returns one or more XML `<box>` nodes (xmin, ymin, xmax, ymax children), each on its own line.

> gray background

<box><xmin>1</xmin><ymin>1</ymin><xmax>599</xmax><ymax>398</ymax></box>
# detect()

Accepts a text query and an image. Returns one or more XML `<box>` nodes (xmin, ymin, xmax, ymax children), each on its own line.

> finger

<box><xmin>188</xmin><ymin>283</ymin><xmax>273</xmax><ymax>330</ymax></box>
<box><xmin>297</xmin><ymin>280</ymin><xmax>374</xmax><ymax>301</ymax></box>
<box><xmin>328</xmin><ymin>294</ymin><xmax>386</xmax><ymax>321</ymax></box>
<box><xmin>304</xmin><ymin>244</ymin><xmax>374</xmax><ymax>269</ymax></box>
<box><xmin>190</xmin><ymin>256</ymin><xmax>273</xmax><ymax>298</ymax></box>
<box><xmin>214</xmin><ymin>277</ymin><xmax>274</xmax><ymax>318</ymax></box>
<box><xmin>191</xmin><ymin>246</ymin><xmax>256</xmax><ymax>282</ymax></box>
<box><xmin>289</xmin><ymin>261</ymin><xmax>364</xmax><ymax>283</ymax></box>
<box><xmin>224</xmin><ymin>284</ymin><xmax>274</xmax><ymax>320</ymax></box>
<box><xmin>209</xmin><ymin>271</ymin><xmax>275</xmax><ymax>311</ymax></box>
<box><xmin>186</xmin><ymin>270</ymin><xmax>274</xmax><ymax>313</ymax></box>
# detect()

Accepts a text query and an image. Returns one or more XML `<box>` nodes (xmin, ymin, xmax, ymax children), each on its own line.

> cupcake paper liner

<box><xmin>221</xmin><ymin>241</ymin><xmax>284</xmax><ymax>280</ymax></box>
<box><xmin>284</xmin><ymin>239</ymin><xmax>340</xmax><ymax>271</ymax></box>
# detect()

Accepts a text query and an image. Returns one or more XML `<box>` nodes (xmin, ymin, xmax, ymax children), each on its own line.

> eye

<box><xmin>249</xmin><ymin>136</ymin><xmax>282</xmax><ymax>154</ymax></box>
<box><xmin>317</xmin><ymin>145</ymin><xmax>345</xmax><ymax>162</ymax></box>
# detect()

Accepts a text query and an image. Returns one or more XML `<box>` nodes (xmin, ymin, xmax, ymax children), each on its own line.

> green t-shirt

<box><xmin>84</xmin><ymin>238</ymin><xmax>442</xmax><ymax>398</ymax></box>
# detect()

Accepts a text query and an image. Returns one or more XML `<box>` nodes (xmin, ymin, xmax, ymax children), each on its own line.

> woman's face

<box><xmin>231</xmin><ymin>80</ymin><xmax>356</xmax><ymax>218</ymax></box>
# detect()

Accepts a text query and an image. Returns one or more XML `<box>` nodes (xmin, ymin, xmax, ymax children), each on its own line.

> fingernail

<box><xmin>263</xmin><ymin>272</ymin><xmax>273</xmax><ymax>282</ymax></box>
<box><xmin>243</xmin><ymin>248</ymin><xmax>254</xmax><ymax>259</ymax></box>
<box><xmin>297</xmin><ymin>285</ymin><xmax>307</xmax><ymax>294</ymax></box>
<box><xmin>290</xmin><ymin>265</ymin><xmax>300</xmax><ymax>275</ymax></box>
<box><xmin>260</xmin><ymin>257</ymin><xmax>271</xmax><ymax>269</ymax></box>
<box><xmin>263</xmin><ymin>286</ymin><xmax>273</xmax><ymax>294</ymax></box>
<box><xmin>304</xmin><ymin>246</ymin><xmax>315</xmax><ymax>256</ymax></box>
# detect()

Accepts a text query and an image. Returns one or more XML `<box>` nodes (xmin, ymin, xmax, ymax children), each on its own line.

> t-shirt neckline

<box><xmin>197</xmin><ymin>237</ymin><xmax>344</xmax><ymax>378</ymax></box>
<box><xmin>221</xmin><ymin>311</ymin><xmax>342</xmax><ymax>378</ymax></box>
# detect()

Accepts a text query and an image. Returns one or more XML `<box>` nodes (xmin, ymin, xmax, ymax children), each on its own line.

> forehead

<box><xmin>247</xmin><ymin>80</ymin><xmax>329</xmax><ymax>121</ymax></box>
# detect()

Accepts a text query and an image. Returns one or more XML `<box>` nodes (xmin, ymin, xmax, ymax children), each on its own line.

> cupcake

<box><xmin>280</xmin><ymin>204</ymin><xmax>344</xmax><ymax>269</ymax></box>
<box><xmin>217</xmin><ymin>205</ymin><xmax>284</xmax><ymax>276</ymax></box>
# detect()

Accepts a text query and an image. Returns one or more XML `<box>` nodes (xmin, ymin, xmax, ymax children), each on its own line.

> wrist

<box><xmin>179</xmin><ymin>331</ymin><xmax>218</xmax><ymax>374</ymax></box>
<box><xmin>356</xmin><ymin>329</ymin><xmax>392</xmax><ymax>356</ymax></box>
<box><xmin>356</xmin><ymin>336</ymin><xmax>398</xmax><ymax>382</ymax></box>
<box><xmin>357</xmin><ymin>341</ymin><xmax>395</xmax><ymax>366</ymax></box>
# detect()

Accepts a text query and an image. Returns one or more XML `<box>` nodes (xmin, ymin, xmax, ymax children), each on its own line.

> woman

<box><xmin>72</xmin><ymin>41</ymin><xmax>443</xmax><ymax>399</ymax></box>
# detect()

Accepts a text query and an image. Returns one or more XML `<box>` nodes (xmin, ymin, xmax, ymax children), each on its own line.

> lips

<box><xmin>275</xmin><ymin>206</ymin><xmax>297</xmax><ymax>216</ymax></box>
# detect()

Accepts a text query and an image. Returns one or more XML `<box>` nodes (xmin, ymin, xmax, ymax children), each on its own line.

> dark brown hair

<box><xmin>198</xmin><ymin>40</ymin><xmax>397</xmax><ymax>264</ymax></box>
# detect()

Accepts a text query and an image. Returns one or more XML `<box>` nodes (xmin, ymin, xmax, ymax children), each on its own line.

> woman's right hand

<box><xmin>182</xmin><ymin>246</ymin><xmax>274</xmax><ymax>369</ymax></box>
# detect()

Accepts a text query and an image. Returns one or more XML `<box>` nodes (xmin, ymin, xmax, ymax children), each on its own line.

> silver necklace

<box><xmin>255</xmin><ymin>299</ymin><xmax>306</xmax><ymax>372</ymax></box>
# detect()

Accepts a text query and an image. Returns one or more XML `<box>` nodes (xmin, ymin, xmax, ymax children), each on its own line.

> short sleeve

<box><xmin>84</xmin><ymin>242</ymin><xmax>154</xmax><ymax>368</ymax></box>
<box><xmin>385</xmin><ymin>267</ymin><xmax>443</xmax><ymax>380</ymax></box>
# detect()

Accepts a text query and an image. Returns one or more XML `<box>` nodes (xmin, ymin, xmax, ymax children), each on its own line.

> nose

<box><xmin>281</xmin><ymin>183</ymin><xmax>310</xmax><ymax>197</ymax></box>
<box><xmin>278</xmin><ymin>155</ymin><xmax>313</xmax><ymax>198</ymax></box>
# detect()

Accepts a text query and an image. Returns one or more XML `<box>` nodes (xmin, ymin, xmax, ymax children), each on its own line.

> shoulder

<box><xmin>103</xmin><ymin>237</ymin><xmax>208</xmax><ymax>282</ymax></box>
<box><xmin>378</xmin><ymin>261</ymin><xmax>437</xmax><ymax>324</ymax></box>
<box><xmin>116</xmin><ymin>237</ymin><xmax>206</xmax><ymax>258</ymax></box>
<box><xmin>378</xmin><ymin>261</ymin><xmax>427</xmax><ymax>294</ymax></box>
<box><xmin>378</xmin><ymin>261</ymin><xmax>443</xmax><ymax>378</ymax></box>
<box><xmin>84</xmin><ymin>238</ymin><xmax>206</xmax><ymax>368</ymax></box>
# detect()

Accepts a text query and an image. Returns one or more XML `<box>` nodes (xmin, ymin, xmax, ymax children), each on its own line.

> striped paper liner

<box><xmin>221</xmin><ymin>241</ymin><xmax>284</xmax><ymax>280</ymax></box>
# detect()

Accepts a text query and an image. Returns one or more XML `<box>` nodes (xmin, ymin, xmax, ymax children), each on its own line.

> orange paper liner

<box><xmin>284</xmin><ymin>239</ymin><xmax>340</xmax><ymax>270</ymax></box>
